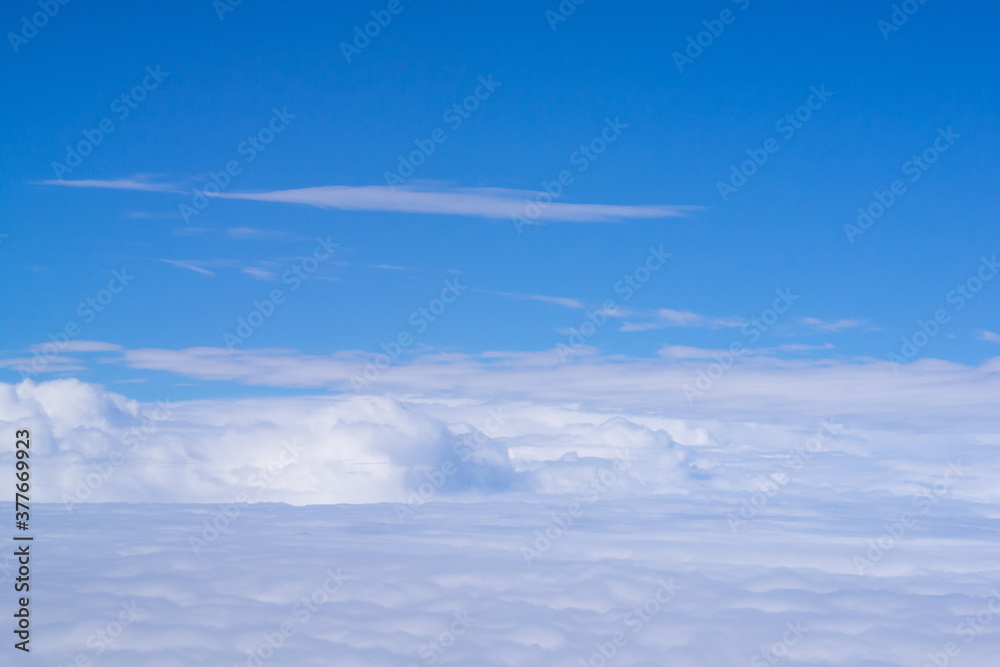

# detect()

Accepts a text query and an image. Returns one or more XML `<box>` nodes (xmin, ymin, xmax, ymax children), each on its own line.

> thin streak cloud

<box><xmin>211</xmin><ymin>184</ymin><xmax>697</xmax><ymax>223</ymax></box>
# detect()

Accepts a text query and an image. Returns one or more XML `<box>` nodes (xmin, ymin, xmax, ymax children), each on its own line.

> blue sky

<box><xmin>6</xmin><ymin>7</ymin><xmax>1000</xmax><ymax>663</ymax></box>
<box><xmin>1</xmin><ymin>0</ymin><xmax>999</xmax><ymax>400</ymax></box>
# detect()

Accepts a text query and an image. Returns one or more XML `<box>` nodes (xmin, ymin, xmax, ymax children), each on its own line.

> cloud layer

<box><xmin>9</xmin><ymin>497</ymin><xmax>1000</xmax><ymax>666</ymax></box>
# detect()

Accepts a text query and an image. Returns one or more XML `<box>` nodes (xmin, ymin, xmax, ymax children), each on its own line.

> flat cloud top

<box><xmin>7</xmin><ymin>499</ymin><xmax>1000</xmax><ymax>665</ymax></box>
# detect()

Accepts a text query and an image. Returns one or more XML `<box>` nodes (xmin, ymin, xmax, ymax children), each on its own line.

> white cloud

<box><xmin>21</xmin><ymin>344</ymin><xmax>971</xmax><ymax>430</ymax></box>
<box><xmin>474</xmin><ymin>288</ymin><xmax>585</xmax><ymax>309</ymax></box>
<box><xmin>11</xmin><ymin>476</ymin><xmax>1000</xmax><ymax>665</ymax></box>
<box><xmin>800</xmin><ymin>316</ymin><xmax>865</xmax><ymax>332</ymax></box>
<box><xmin>5</xmin><ymin>343</ymin><xmax>1000</xmax><ymax>507</ymax></box>
<box><xmin>125</xmin><ymin>210</ymin><xmax>182</xmax><ymax>219</ymax></box>
<box><xmin>5</xmin><ymin>358</ymin><xmax>1000</xmax><ymax>665</ymax></box>
<box><xmin>369</xmin><ymin>263</ymin><xmax>415</xmax><ymax>271</ymax></box>
<box><xmin>977</xmin><ymin>329</ymin><xmax>1000</xmax><ymax>344</ymax></box>
<box><xmin>38</xmin><ymin>176</ymin><xmax>181</xmax><ymax>193</ymax></box>
<box><xmin>211</xmin><ymin>184</ymin><xmax>696</xmax><ymax>223</ymax></box>
<box><xmin>619</xmin><ymin>308</ymin><xmax>745</xmax><ymax>332</ymax></box>
<box><xmin>160</xmin><ymin>259</ymin><xmax>217</xmax><ymax>277</ymax></box>
<box><xmin>226</xmin><ymin>227</ymin><xmax>289</xmax><ymax>240</ymax></box>
<box><xmin>0</xmin><ymin>356</ymin><xmax>84</xmax><ymax>373</ymax></box>
<box><xmin>242</xmin><ymin>266</ymin><xmax>276</xmax><ymax>280</ymax></box>
<box><xmin>29</xmin><ymin>340</ymin><xmax>123</xmax><ymax>353</ymax></box>
<box><xmin>37</xmin><ymin>178</ymin><xmax>696</xmax><ymax>223</ymax></box>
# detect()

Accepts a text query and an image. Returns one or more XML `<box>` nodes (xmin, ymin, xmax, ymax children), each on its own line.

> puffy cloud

<box><xmin>4</xmin><ymin>370</ymin><xmax>999</xmax><ymax>510</ymax></box>
<box><xmin>2</xmin><ymin>380</ymin><xmax>695</xmax><ymax>506</ymax></box>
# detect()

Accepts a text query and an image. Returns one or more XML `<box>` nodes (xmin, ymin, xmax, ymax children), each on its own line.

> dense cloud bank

<box><xmin>3</xmin><ymin>376</ymin><xmax>998</xmax><ymax>664</ymax></box>
<box><xmin>3</xmin><ymin>378</ymin><xmax>998</xmax><ymax>509</ymax></box>
<box><xmin>3</xmin><ymin>499</ymin><xmax>998</xmax><ymax>666</ymax></box>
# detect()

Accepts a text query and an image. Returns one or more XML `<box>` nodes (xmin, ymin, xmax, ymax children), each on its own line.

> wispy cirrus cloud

<box><xmin>619</xmin><ymin>308</ymin><xmax>744</xmax><ymax>332</ymax></box>
<box><xmin>37</xmin><ymin>176</ymin><xmax>183</xmax><ymax>193</ymax></box>
<box><xmin>242</xmin><ymin>267</ymin><xmax>277</xmax><ymax>280</ymax></box>
<box><xmin>474</xmin><ymin>288</ymin><xmax>585</xmax><ymax>309</ymax></box>
<box><xmin>161</xmin><ymin>259</ymin><xmax>220</xmax><ymax>277</ymax></box>
<box><xmin>622</xmin><ymin>312</ymin><xmax>870</xmax><ymax>334</ymax></box>
<box><xmin>369</xmin><ymin>264</ymin><xmax>416</xmax><ymax>271</ymax></box>
<box><xmin>226</xmin><ymin>227</ymin><xmax>291</xmax><ymax>240</ymax></box>
<box><xmin>41</xmin><ymin>178</ymin><xmax>697</xmax><ymax>223</ymax></box>
<box><xmin>977</xmin><ymin>329</ymin><xmax>1000</xmax><ymax>344</ymax></box>
<box><xmin>125</xmin><ymin>210</ymin><xmax>182</xmax><ymax>219</ymax></box>
<box><xmin>657</xmin><ymin>342</ymin><xmax>836</xmax><ymax>360</ymax></box>
<box><xmin>211</xmin><ymin>184</ymin><xmax>696</xmax><ymax>223</ymax></box>
<box><xmin>800</xmin><ymin>317</ymin><xmax>866</xmax><ymax>332</ymax></box>
<box><xmin>29</xmin><ymin>340</ymin><xmax>123</xmax><ymax>353</ymax></box>
<box><xmin>161</xmin><ymin>258</ymin><xmax>288</xmax><ymax>279</ymax></box>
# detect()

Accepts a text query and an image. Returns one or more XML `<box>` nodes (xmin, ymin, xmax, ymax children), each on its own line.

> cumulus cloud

<box><xmin>2</xmin><ymin>379</ymin><xmax>700</xmax><ymax>506</ymax></box>
<box><xmin>4</xmin><ymin>367</ymin><xmax>998</xmax><ymax>665</ymax></box>
<box><xmin>4</xmin><ymin>369</ymin><xmax>1000</xmax><ymax>511</ymax></box>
